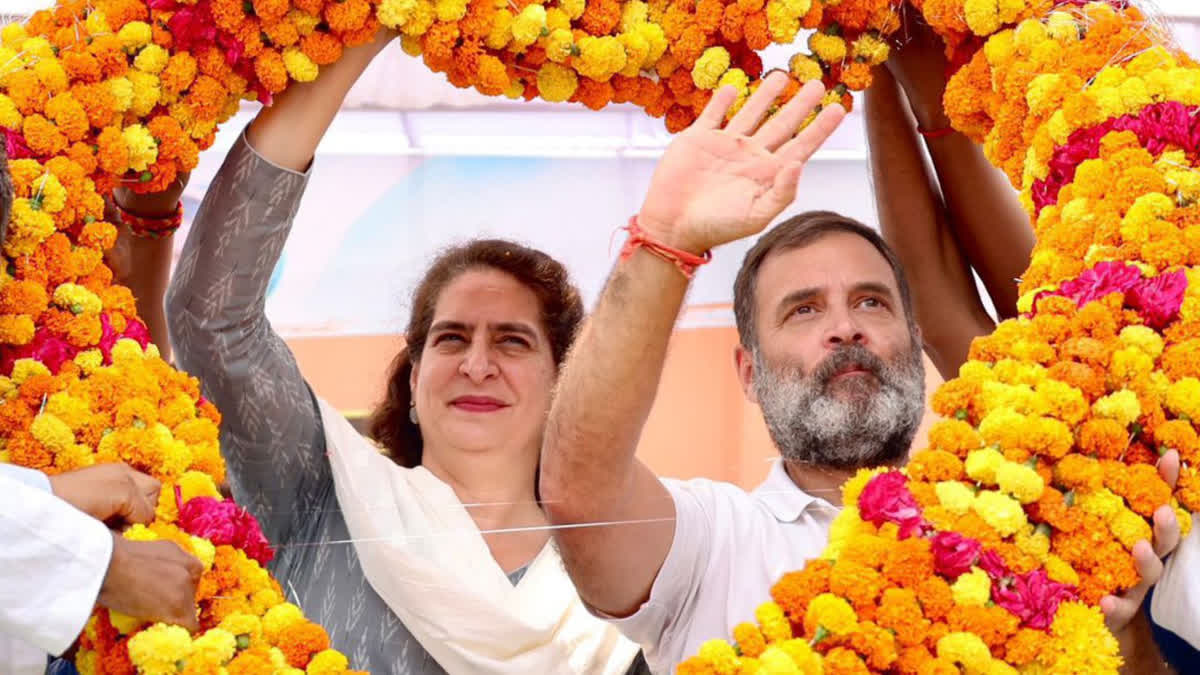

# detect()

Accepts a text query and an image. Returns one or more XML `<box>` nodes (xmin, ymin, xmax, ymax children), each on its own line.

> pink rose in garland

<box><xmin>993</xmin><ymin>569</ymin><xmax>1078</xmax><ymax>629</ymax></box>
<box><xmin>1128</xmin><ymin>270</ymin><xmax>1187</xmax><ymax>329</ymax></box>
<box><xmin>931</xmin><ymin>531</ymin><xmax>981</xmax><ymax>579</ymax></box>
<box><xmin>977</xmin><ymin>549</ymin><xmax>1010</xmax><ymax>581</ymax></box>
<box><xmin>1</xmin><ymin>327</ymin><xmax>79</xmax><ymax>374</ymax></box>
<box><xmin>176</xmin><ymin>489</ymin><xmax>275</xmax><ymax>566</ymax></box>
<box><xmin>858</xmin><ymin>471</ymin><xmax>928</xmax><ymax>538</ymax></box>
<box><xmin>1037</xmin><ymin>261</ymin><xmax>1143</xmax><ymax>309</ymax></box>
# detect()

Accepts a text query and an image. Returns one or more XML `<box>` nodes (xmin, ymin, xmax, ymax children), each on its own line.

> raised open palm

<box><xmin>638</xmin><ymin>72</ymin><xmax>847</xmax><ymax>253</ymax></box>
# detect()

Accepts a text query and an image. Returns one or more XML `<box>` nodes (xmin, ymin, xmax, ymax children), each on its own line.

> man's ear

<box><xmin>735</xmin><ymin>344</ymin><xmax>759</xmax><ymax>404</ymax></box>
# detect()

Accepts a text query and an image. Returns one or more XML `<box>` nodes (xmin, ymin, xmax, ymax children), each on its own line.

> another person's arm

<box><xmin>864</xmin><ymin>68</ymin><xmax>994</xmax><ymax>378</ymax></box>
<box><xmin>164</xmin><ymin>31</ymin><xmax>391</xmax><ymax>544</ymax></box>
<box><xmin>0</xmin><ymin>463</ymin><xmax>201</xmax><ymax>655</ymax></box>
<box><xmin>541</xmin><ymin>75</ymin><xmax>844</xmax><ymax>617</ymax></box>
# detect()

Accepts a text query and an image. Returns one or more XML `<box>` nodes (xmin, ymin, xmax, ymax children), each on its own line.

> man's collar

<box><xmin>752</xmin><ymin>459</ymin><xmax>831</xmax><ymax>522</ymax></box>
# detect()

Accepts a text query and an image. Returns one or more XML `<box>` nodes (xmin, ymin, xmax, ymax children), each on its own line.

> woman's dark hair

<box><xmin>369</xmin><ymin>239</ymin><xmax>585</xmax><ymax>467</ymax></box>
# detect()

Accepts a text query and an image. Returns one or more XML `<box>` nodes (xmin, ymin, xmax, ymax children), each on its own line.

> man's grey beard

<box><xmin>752</xmin><ymin>340</ymin><xmax>926</xmax><ymax>471</ymax></box>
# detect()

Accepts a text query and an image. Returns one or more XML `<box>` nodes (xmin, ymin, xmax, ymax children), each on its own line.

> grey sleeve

<box><xmin>165</xmin><ymin>129</ymin><xmax>329</xmax><ymax>547</ymax></box>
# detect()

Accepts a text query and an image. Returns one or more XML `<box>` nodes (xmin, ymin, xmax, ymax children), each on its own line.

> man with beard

<box><xmin>541</xmin><ymin>70</ymin><xmax>1177</xmax><ymax>674</ymax></box>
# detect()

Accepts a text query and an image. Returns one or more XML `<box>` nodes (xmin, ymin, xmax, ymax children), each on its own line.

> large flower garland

<box><xmin>676</xmin><ymin>1</ymin><xmax>1200</xmax><ymax>673</ymax></box>
<box><xmin>2</xmin><ymin>0</ymin><xmax>1197</xmax><ymax>671</ymax></box>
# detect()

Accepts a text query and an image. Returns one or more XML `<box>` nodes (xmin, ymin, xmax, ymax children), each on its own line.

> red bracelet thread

<box><xmin>918</xmin><ymin>125</ymin><xmax>956</xmax><ymax>140</ymax></box>
<box><xmin>619</xmin><ymin>216</ymin><xmax>712</xmax><ymax>279</ymax></box>
<box><xmin>116</xmin><ymin>201</ymin><xmax>183</xmax><ymax>239</ymax></box>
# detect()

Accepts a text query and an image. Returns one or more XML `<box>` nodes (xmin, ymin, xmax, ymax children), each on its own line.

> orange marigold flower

<box><xmin>720</xmin><ymin>5</ymin><xmax>745</xmax><ymax>42</ymax></box>
<box><xmin>1077</xmin><ymin>417</ymin><xmax>1129</xmax><ymax>460</ymax></box>
<box><xmin>23</xmin><ymin>114</ymin><xmax>69</xmax><ymax>157</ymax></box>
<box><xmin>277</xmin><ymin>621</ymin><xmax>330</xmax><ymax>668</ymax></box>
<box><xmin>695</xmin><ymin>0</ymin><xmax>723</xmax><ymax>33</ymax></box>
<box><xmin>580</xmin><ymin>0</ymin><xmax>621</xmax><ymax>35</ymax></box>
<box><xmin>830</xmin><ymin>559</ymin><xmax>886</xmax><ymax>611</ymax></box>
<box><xmin>301</xmin><ymin>31</ymin><xmax>344</xmax><ymax>66</ymax></box>
<box><xmin>823</xmin><ymin>647</ymin><xmax>870</xmax><ymax>674</ymax></box>
<box><xmin>324</xmin><ymin>0</ymin><xmax>371</xmax><ymax>33</ymax></box>
<box><xmin>771</xmin><ymin>559</ymin><xmax>832</xmax><ymax>624</ymax></box>
<box><xmin>733</xmin><ymin>622</ymin><xmax>766</xmax><ymax>657</ymax></box>
<box><xmin>877</xmin><ymin>588</ymin><xmax>929</xmax><ymax>648</ymax></box>
<box><xmin>882</xmin><ymin>537</ymin><xmax>934</xmax><ymax>589</ymax></box>
<box><xmin>1054</xmin><ymin>454</ymin><xmax>1104</xmax><ymax>492</ymax></box>
<box><xmin>800</xmin><ymin>0</ymin><xmax>823</xmax><ymax>29</ymax></box>
<box><xmin>849</xmin><ymin>621</ymin><xmax>899</xmax><ymax>670</ymax></box>
<box><xmin>665</xmin><ymin>104</ymin><xmax>695</xmax><ymax>132</ymax></box>
<box><xmin>947</xmin><ymin>604</ymin><xmax>1019</xmax><ymax>650</ymax></box>
<box><xmin>254</xmin><ymin>50</ymin><xmax>289</xmax><ymax>95</ymax></box>
<box><xmin>1106</xmin><ymin>462</ymin><xmax>1171</xmax><ymax>517</ymax></box>
<box><xmin>842</xmin><ymin>61</ymin><xmax>874</xmax><ymax>90</ymax></box>
<box><xmin>743</xmin><ymin>11</ymin><xmax>771</xmax><ymax>50</ymax></box>
<box><xmin>907</xmin><ymin>449</ymin><xmax>965</xmax><ymax>482</ymax></box>
<box><xmin>930</xmin><ymin>380</ymin><xmax>982</xmax><ymax>424</ymax></box>
<box><xmin>8</xmin><ymin>431</ymin><xmax>53</xmax><ymax>471</ymax></box>
<box><xmin>894</xmin><ymin>645</ymin><xmax>936</xmax><ymax>675</ymax></box>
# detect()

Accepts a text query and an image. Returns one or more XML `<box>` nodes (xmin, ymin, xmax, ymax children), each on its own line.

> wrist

<box><xmin>633</xmin><ymin>215</ymin><xmax>709</xmax><ymax>257</ymax></box>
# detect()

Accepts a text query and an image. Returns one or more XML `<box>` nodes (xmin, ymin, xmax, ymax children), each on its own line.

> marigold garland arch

<box><xmin>1</xmin><ymin>0</ymin><xmax>1198</xmax><ymax>672</ymax></box>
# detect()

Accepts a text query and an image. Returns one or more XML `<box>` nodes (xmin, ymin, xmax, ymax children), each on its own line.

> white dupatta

<box><xmin>1150</xmin><ymin>513</ymin><xmax>1200</xmax><ymax>651</ymax></box>
<box><xmin>316</xmin><ymin>397</ymin><xmax>641</xmax><ymax>674</ymax></box>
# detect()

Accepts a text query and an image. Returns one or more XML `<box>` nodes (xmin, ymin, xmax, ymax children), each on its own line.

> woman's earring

<box><xmin>409</xmin><ymin>403</ymin><xmax>419</xmax><ymax>425</ymax></box>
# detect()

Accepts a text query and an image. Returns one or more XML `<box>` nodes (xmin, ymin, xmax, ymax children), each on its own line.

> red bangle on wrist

<box><xmin>115</xmin><ymin>201</ymin><xmax>183</xmax><ymax>239</ymax></box>
<box><xmin>619</xmin><ymin>216</ymin><xmax>712</xmax><ymax>280</ymax></box>
<box><xmin>917</xmin><ymin>124</ymin><xmax>956</xmax><ymax>140</ymax></box>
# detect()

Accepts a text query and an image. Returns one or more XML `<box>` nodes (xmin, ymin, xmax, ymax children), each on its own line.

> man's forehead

<box><xmin>756</xmin><ymin>234</ymin><xmax>899</xmax><ymax>301</ymax></box>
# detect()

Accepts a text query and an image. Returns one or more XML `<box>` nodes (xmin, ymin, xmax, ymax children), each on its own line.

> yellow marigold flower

<box><xmin>756</xmin><ymin>601</ymin><xmax>792</xmax><ymax>643</ymax></box>
<box><xmin>289</xmin><ymin>9</ymin><xmax>322</xmax><ymax>35</ymax></box>
<box><xmin>5</xmin><ymin>200</ymin><xmax>56</xmax><ymax>257</ymax></box>
<box><xmin>546</xmin><ymin>29</ymin><xmax>577</xmax><ymax>64</ymax></box>
<box><xmin>76</xmin><ymin>650</ymin><xmax>97</xmax><ymax>675</ymax></box>
<box><xmin>767</xmin><ymin>0</ymin><xmax>801</xmax><ymax>42</ymax></box>
<box><xmin>788</xmin><ymin>53</ymin><xmax>823</xmax><ymax>83</ymax></box>
<box><xmin>824</xmin><ymin>505</ymin><xmax>873</xmax><ymax>559</ymax></box>
<box><xmin>263</xmin><ymin>603</ymin><xmax>306</xmax><ymax>642</ymax></box>
<box><xmin>1124</xmin><ymin>192</ymin><xmax>1175</xmax><ymax>230</ymax></box>
<box><xmin>74</xmin><ymin>350</ymin><xmax>103</xmax><ymax>375</ymax></box>
<box><xmin>996</xmin><ymin>461</ymin><xmax>1044</xmax><ymax>504</ymax></box>
<box><xmin>1118</xmin><ymin>76</ymin><xmax>1152</xmax><ymax>113</ymax></box>
<box><xmin>0</xmin><ymin>93</ymin><xmax>21</xmax><ymax>128</ymax></box>
<box><xmin>808</xmin><ymin>32</ymin><xmax>846</xmax><ymax>63</ymax></box>
<box><xmin>378</xmin><ymin>0</ymin><xmax>418</xmax><ymax>28</ymax></box>
<box><xmin>578</xmin><ymin>36</ymin><xmax>627</xmax><ymax>82</ymax></box>
<box><xmin>219</xmin><ymin>613</ymin><xmax>263</xmax><ymax>646</ymax></box>
<box><xmin>400</xmin><ymin>0</ymin><xmax>435</xmax><ymax>36</ymax></box>
<box><xmin>128</xmin><ymin>70</ymin><xmax>161</xmax><ymax>118</ymax></box>
<box><xmin>621</xmin><ymin>0</ymin><xmax>649</xmax><ymax>30</ymax></box>
<box><xmin>636</xmin><ymin>23</ymin><xmax>668</xmax><ymax>64</ymax></box>
<box><xmin>1111</xmin><ymin>507</ymin><xmax>1153</xmax><ymax>550</ymax></box>
<box><xmin>1036</xmin><ymin>380</ymin><xmax>1088</xmax><ymax>427</ymax></box>
<box><xmin>193</xmin><ymin>629</ymin><xmax>237</xmax><ymax>665</ymax></box>
<box><xmin>33</xmin><ymin>58</ymin><xmax>68</xmax><ymax>95</ymax></box>
<box><xmin>1045</xmin><ymin>12</ymin><xmax>1079</xmax><ymax>41</ymax></box>
<box><xmin>535</xmin><ymin>62</ymin><xmax>577</xmax><ymax>102</ymax></box>
<box><xmin>951</xmin><ymin>568</ymin><xmax>992</xmax><ymax>607</ymax></box>
<box><xmin>190</xmin><ymin>536</ymin><xmax>215</xmax><ymax>570</ymax></box>
<box><xmin>511</xmin><ymin>5</ymin><xmax>547</xmax><ymax>47</ymax></box>
<box><xmin>435</xmin><ymin>0</ymin><xmax>469</xmax><ymax>20</ymax></box>
<box><xmin>777</xmin><ymin>639</ymin><xmax>822</xmax><ymax>673</ymax></box>
<box><xmin>118</xmin><ymin>22</ymin><xmax>154</xmax><ymax>51</ymax></box>
<box><xmin>109</xmin><ymin>612</ymin><xmax>146</xmax><ymax>635</ymax></box>
<box><xmin>1177</xmin><ymin>506</ymin><xmax>1192</xmax><ymax>539</ymax></box>
<box><xmin>24</xmin><ymin>37</ymin><xmax>57</xmax><ymax>62</ymax></box>
<box><xmin>1047</xmin><ymin>109</ymin><xmax>1072</xmax><ymax>145</ymax></box>
<box><xmin>283</xmin><ymin>47</ymin><xmax>319</xmax><ymax>82</ymax></box>
<box><xmin>936</xmin><ymin>481</ymin><xmax>976</xmax><ymax>516</ymax></box>
<box><xmin>1044</xmin><ymin>554</ymin><xmax>1080</xmax><ymax>586</ymax></box>
<box><xmin>1016</xmin><ymin>525</ymin><xmax>1051</xmax><ymax>560</ymax></box>
<box><xmin>112</xmin><ymin>338</ymin><xmax>149</xmax><ymax>364</ymax></box>
<box><xmin>960</xmin><ymin>360</ymin><xmax>996</xmax><ymax>382</ymax></box>
<box><xmin>978</xmin><ymin>408</ymin><xmax>1025</xmax><ymax>448</ymax></box>
<box><xmin>1079</xmin><ymin>489</ymin><xmax>1125</xmax><ymax>521</ymax></box>
<box><xmin>127</xmin><ymin>624</ymin><xmax>193</xmax><ymax>675</ymax></box>
<box><xmin>698</xmin><ymin>640</ymin><xmax>740</xmax><ymax>673</ymax></box>
<box><xmin>1043</xmin><ymin>602</ymin><xmax>1122</xmax><ymax>672</ymax></box>
<box><xmin>122</xmin><ymin>124</ymin><xmax>159</xmax><ymax>173</ymax></box>
<box><xmin>1092</xmin><ymin>389</ymin><xmax>1142</xmax><ymax>429</ymax></box>
<box><xmin>804</xmin><ymin>594</ymin><xmax>858</xmax><ymax>637</ymax></box>
<box><xmin>718</xmin><ymin>68</ymin><xmax>750</xmax><ymax>100</ymax></box>
<box><xmin>964</xmin><ymin>0</ymin><xmax>1001</xmax><ymax>35</ymax></box>
<box><xmin>134</xmin><ymin>44</ymin><xmax>169</xmax><ymax>75</ymax></box>
<box><xmin>1166</xmin><ymin>377</ymin><xmax>1200</xmax><ymax>420</ymax></box>
<box><xmin>560</xmin><ymin>0</ymin><xmax>586</xmax><ymax>19</ymax></box>
<box><xmin>0</xmin><ymin>376</ymin><xmax>15</xmax><ymax>399</ymax></box>
<box><xmin>83</xmin><ymin>10</ymin><xmax>110</xmax><ymax>35</ymax></box>
<box><xmin>1026</xmin><ymin>74</ymin><xmax>1063</xmax><ymax>114</ymax></box>
<box><xmin>692</xmin><ymin>46</ymin><xmax>731</xmax><ymax>90</ymax></box>
<box><xmin>852</xmin><ymin>34</ymin><xmax>890</xmax><ymax>65</ymax></box>
<box><xmin>11</xmin><ymin>359</ymin><xmax>50</xmax><ymax>384</ymax></box>
<box><xmin>937</xmin><ymin>632</ymin><xmax>992</xmax><ymax>669</ymax></box>
<box><xmin>984</xmin><ymin>29</ymin><xmax>1015</xmax><ymax>65</ymax></box>
<box><xmin>758</xmin><ymin>645</ymin><xmax>802</xmax><ymax>674</ymax></box>
<box><xmin>53</xmin><ymin>283</ymin><xmax>102</xmax><ymax>315</ymax></box>
<box><xmin>965</xmin><ymin>447</ymin><xmax>1006</xmax><ymax>485</ymax></box>
<box><xmin>307</xmin><ymin>649</ymin><xmax>350</xmax><ymax>674</ymax></box>
<box><xmin>108</xmin><ymin>76</ymin><xmax>135</xmax><ymax>113</ymax></box>
<box><xmin>1120</xmin><ymin>325</ymin><xmax>1164</xmax><ymax>359</ymax></box>
<box><xmin>973</xmin><ymin>490</ymin><xmax>1027</xmax><ymax>537</ymax></box>
<box><xmin>1</xmin><ymin>22</ymin><xmax>27</xmax><ymax>48</ymax></box>
<box><xmin>32</xmin><ymin>413</ymin><xmax>75</xmax><ymax>452</ymax></box>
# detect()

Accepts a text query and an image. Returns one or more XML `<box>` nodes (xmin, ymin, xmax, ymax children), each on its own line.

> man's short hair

<box><xmin>0</xmin><ymin>142</ymin><xmax>11</xmax><ymax>244</ymax></box>
<box><xmin>732</xmin><ymin>211</ymin><xmax>917</xmax><ymax>352</ymax></box>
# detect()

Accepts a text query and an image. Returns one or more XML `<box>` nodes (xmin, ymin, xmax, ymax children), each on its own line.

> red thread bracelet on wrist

<box><xmin>115</xmin><ymin>201</ymin><xmax>183</xmax><ymax>239</ymax></box>
<box><xmin>917</xmin><ymin>125</ymin><xmax>956</xmax><ymax>140</ymax></box>
<box><xmin>619</xmin><ymin>216</ymin><xmax>712</xmax><ymax>279</ymax></box>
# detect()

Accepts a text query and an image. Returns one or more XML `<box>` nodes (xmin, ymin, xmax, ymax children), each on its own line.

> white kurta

<box><xmin>0</xmin><ymin>465</ymin><xmax>113</xmax><ymax>675</ymax></box>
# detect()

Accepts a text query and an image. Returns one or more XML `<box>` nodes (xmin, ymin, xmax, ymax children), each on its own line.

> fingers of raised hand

<box><xmin>754</xmin><ymin>79</ymin><xmax>831</xmax><ymax>151</ymax></box>
<box><xmin>724</xmin><ymin>70</ymin><xmax>791</xmax><ymax>137</ymax></box>
<box><xmin>1101</xmin><ymin>540</ymin><xmax>1161</xmax><ymax>631</ymax></box>
<box><xmin>778</xmin><ymin>102</ymin><xmax>847</xmax><ymax>165</ymax></box>
<box><xmin>1152</xmin><ymin>504</ymin><xmax>1181</xmax><ymax>559</ymax></box>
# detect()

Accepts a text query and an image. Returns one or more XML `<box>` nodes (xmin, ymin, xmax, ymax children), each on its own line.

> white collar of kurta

<box><xmin>316</xmin><ymin>397</ymin><xmax>640</xmax><ymax>674</ymax></box>
<box><xmin>1150</xmin><ymin>513</ymin><xmax>1200</xmax><ymax>651</ymax></box>
<box><xmin>751</xmin><ymin>459</ymin><xmax>838</xmax><ymax>523</ymax></box>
